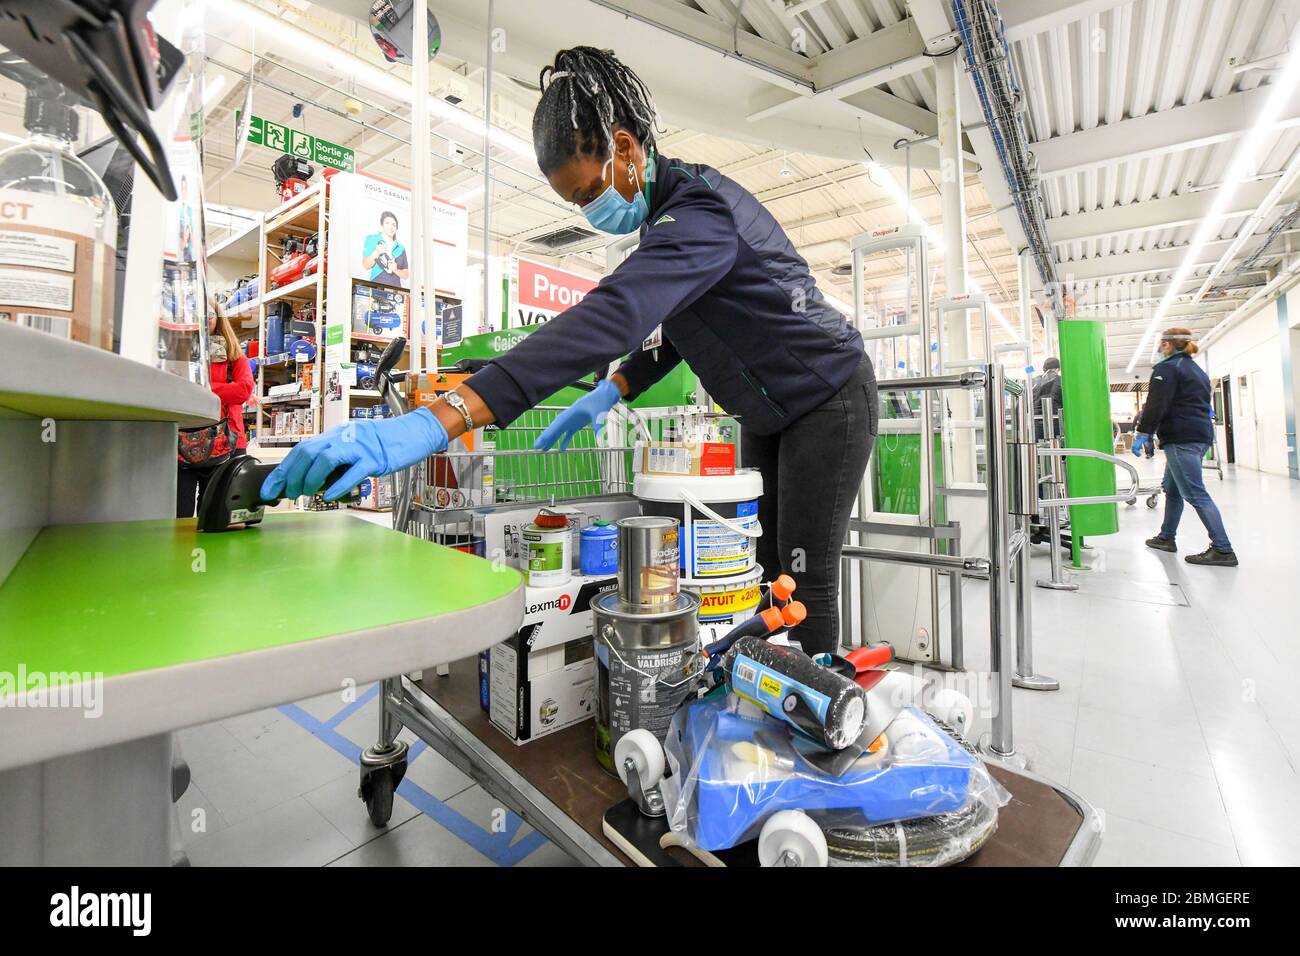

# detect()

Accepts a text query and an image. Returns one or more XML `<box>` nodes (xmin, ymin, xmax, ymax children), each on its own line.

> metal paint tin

<box><xmin>592</xmin><ymin>588</ymin><xmax>701</xmax><ymax>776</ymax></box>
<box><xmin>616</xmin><ymin>516</ymin><xmax>680</xmax><ymax>607</ymax></box>
<box><xmin>523</xmin><ymin>509</ymin><xmax>572</xmax><ymax>587</ymax></box>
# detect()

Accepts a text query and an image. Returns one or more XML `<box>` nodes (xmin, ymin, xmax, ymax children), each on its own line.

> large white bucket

<box><xmin>633</xmin><ymin>470</ymin><xmax>763</xmax><ymax>579</ymax></box>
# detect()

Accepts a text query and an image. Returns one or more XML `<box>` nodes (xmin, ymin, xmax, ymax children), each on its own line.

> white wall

<box><xmin>1204</xmin><ymin>298</ymin><xmax>1291</xmax><ymax>477</ymax></box>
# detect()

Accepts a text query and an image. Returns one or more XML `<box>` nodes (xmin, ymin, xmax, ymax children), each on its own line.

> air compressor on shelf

<box><xmin>272</xmin><ymin>154</ymin><xmax>314</xmax><ymax>203</ymax></box>
<box><xmin>269</xmin><ymin>233</ymin><xmax>320</xmax><ymax>289</ymax></box>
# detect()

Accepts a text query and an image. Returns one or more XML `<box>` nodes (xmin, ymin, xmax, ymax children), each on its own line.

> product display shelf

<box><xmin>331</xmin><ymin>277</ymin><xmax>410</xmax><ymax>430</ymax></box>
<box><xmin>253</xmin><ymin>179</ymin><xmax>329</xmax><ymax>455</ymax></box>
<box><xmin>264</xmin><ymin>181</ymin><xmax>324</xmax><ymax>234</ymax></box>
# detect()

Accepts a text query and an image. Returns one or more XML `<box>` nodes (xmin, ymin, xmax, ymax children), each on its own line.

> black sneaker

<box><xmin>1185</xmin><ymin>547</ymin><xmax>1238</xmax><ymax>567</ymax></box>
<box><xmin>1145</xmin><ymin>536</ymin><xmax>1177</xmax><ymax>553</ymax></box>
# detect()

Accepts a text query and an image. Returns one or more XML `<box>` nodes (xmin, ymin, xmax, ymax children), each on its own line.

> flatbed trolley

<box><xmin>353</xmin><ymin>342</ymin><xmax>1102</xmax><ymax>864</ymax></box>
<box><xmin>380</xmin><ymin>660</ymin><xmax>1103</xmax><ymax>867</ymax></box>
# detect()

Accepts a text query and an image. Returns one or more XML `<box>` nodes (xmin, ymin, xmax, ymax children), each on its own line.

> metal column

<box><xmin>982</xmin><ymin>365</ymin><xmax>1020</xmax><ymax>763</ymax></box>
<box><xmin>1036</xmin><ymin>396</ymin><xmax>1078</xmax><ymax>592</ymax></box>
<box><xmin>1012</xmin><ymin>387</ymin><xmax>1059</xmax><ymax>692</ymax></box>
<box><xmin>408</xmin><ymin>0</ymin><xmax>430</xmax><ymax>371</ymax></box>
<box><xmin>936</xmin><ymin>51</ymin><xmax>967</xmax><ymax>299</ymax></box>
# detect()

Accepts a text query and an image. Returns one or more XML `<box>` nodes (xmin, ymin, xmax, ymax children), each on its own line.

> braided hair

<box><xmin>532</xmin><ymin>47</ymin><xmax>659</xmax><ymax>175</ymax></box>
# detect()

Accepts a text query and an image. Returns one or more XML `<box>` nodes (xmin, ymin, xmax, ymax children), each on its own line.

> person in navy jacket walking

<box><xmin>263</xmin><ymin>47</ymin><xmax>877</xmax><ymax>655</ymax></box>
<box><xmin>1135</xmin><ymin>326</ymin><xmax>1237</xmax><ymax>566</ymax></box>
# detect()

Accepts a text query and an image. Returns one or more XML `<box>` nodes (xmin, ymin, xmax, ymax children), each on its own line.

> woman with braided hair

<box><xmin>262</xmin><ymin>47</ymin><xmax>875</xmax><ymax>657</ymax></box>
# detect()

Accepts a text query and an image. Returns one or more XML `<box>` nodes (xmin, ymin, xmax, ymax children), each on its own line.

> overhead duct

<box><xmin>951</xmin><ymin>0</ymin><xmax>1062</xmax><ymax>317</ymax></box>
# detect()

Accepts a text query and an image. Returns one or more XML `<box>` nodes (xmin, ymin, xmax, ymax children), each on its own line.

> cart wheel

<box><xmin>614</xmin><ymin>729</ymin><xmax>665</xmax><ymax>789</ymax></box>
<box><xmin>1147</xmin><ymin>495</ymin><xmax>1159</xmax><ymax>509</ymax></box>
<box><xmin>359</xmin><ymin>762</ymin><xmax>404</xmax><ymax>827</ymax></box>
<box><xmin>1125</xmin><ymin>496</ymin><xmax>1137</xmax><ymax>507</ymax></box>
<box><xmin>757</xmin><ymin>810</ymin><xmax>827</xmax><ymax>867</ymax></box>
<box><xmin>928</xmin><ymin>688</ymin><xmax>975</xmax><ymax>739</ymax></box>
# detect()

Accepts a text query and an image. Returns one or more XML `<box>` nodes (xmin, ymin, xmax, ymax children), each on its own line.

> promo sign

<box><xmin>514</xmin><ymin>258</ymin><xmax>598</xmax><ymax>326</ymax></box>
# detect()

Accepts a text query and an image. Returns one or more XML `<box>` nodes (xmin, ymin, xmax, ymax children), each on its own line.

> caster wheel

<box><xmin>757</xmin><ymin>810</ymin><xmax>827</xmax><ymax>867</ymax></box>
<box><xmin>1147</xmin><ymin>495</ymin><xmax>1159</xmax><ymax>509</ymax></box>
<box><xmin>359</xmin><ymin>741</ymin><xmax>409</xmax><ymax>828</ymax></box>
<box><xmin>928</xmin><ymin>688</ymin><xmax>975</xmax><ymax>739</ymax></box>
<box><xmin>1125</xmin><ymin>497</ymin><xmax>1137</xmax><ymax>507</ymax></box>
<box><xmin>359</xmin><ymin>762</ymin><xmax>405</xmax><ymax>827</ymax></box>
<box><xmin>613</xmin><ymin>729</ymin><xmax>665</xmax><ymax>789</ymax></box>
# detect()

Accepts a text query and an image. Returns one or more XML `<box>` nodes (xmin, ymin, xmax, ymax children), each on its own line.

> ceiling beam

<box><xmin>1079</xmin><ymin>302</ymin><xmax>1238</xmax><ymax>322</ymax></box>
<box><xmin>746</xmin><ymin>18</ymin><xmax>928</xmax><ymax>121</ymax></box>
<box><xmin>590</xmin><ymin>0</ymin><xmax>812</xmax><ymax>91</ymax></box>
<box><xmin>1046</xmin><ymin>180</ymin><xmax>1294</xmax><ymax>245</ymax></box>
<box><xmin>999</xmin><ymin>0</ymin><xmax>1136</xmax><ymax>42</ymax></box>
<box><xmin>1033</xmin><ymin>83</ymin><xmax>1300</xmax><ymax>178</ymax></box>
<box><xmin>1052</xmin><ymin>228</ymin><xmax>1300</xmax><ymax>285</ymax></box>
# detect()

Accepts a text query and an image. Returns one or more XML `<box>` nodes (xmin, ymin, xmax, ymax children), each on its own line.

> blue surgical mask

<box><xmin>581</xmin><ymin>153</ymin><xmax>649</xmax><ymax>235</ymax></box>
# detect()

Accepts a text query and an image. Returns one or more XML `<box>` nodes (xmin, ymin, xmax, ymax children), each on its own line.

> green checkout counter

<box><xmin>0</xmin><ymin>323</ymin><xmax>523</xmax><ymax>865</ymax></box>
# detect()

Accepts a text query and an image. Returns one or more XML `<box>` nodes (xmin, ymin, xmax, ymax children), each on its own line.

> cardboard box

<box><xmin>489</xmin><ymin>635</ymin><xmax>595</xmax><ymax>743</ymax></box>
<box><xmin>518</xmin><ymin>574</ymin><xmax>618</xmax><ymax>652</ymax></box>
<box><xmin>354</xmin><ymin>474</ymin><xmax>393</xmax><ymax>511</ymax></box>
<box><xmin>637</xmin><ymin>441</ymin><xmax>736</xmax><ymax>477</ymax></box>
<box><xmin>351</xmin><ymin>284</ymin><xmax>408</xmax><ymax>340</ymax></box>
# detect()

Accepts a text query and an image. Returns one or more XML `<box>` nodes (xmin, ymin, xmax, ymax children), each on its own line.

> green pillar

<box><xmin>1058</xmin><ymin>320</ymin><xmax>1118</xmax><ymax>544</ymax></box>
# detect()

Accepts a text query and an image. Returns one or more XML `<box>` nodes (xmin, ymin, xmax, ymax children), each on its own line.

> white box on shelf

<box><xmin>488</xmin><ymin>635</ymin><xmax>595</xmax><ymax>744</ymax></box>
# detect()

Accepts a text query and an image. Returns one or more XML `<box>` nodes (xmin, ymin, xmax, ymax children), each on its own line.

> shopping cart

<box><xmin>356</xmin><ymin>338</ymin><xmax>654</xmax><ymax>825</ymax></box>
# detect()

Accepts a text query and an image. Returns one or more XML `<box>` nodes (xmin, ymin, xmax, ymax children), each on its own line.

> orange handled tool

<box><xmin>846</xmin><ymin>643</ymin><xmax>894</xmax><ymax>671</ymax></box>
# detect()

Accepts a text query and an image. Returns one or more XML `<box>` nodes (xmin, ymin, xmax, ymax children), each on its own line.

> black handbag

<box><xmin>178</xmin><ymin>360</ymin><xmax>237</xmax><ymax>467</ymax></box>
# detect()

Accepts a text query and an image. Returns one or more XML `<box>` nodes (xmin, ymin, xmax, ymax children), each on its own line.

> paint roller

<box><xmin>723</xmin><ymin>636</ymin><xmax>871</xmax><ymax>751</ymax></box>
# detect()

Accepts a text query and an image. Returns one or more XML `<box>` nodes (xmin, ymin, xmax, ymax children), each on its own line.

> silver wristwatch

<box><xmin>444</xmin><ymin>389</ymin><xmax>475</xmax><ymax>433</ymax></box>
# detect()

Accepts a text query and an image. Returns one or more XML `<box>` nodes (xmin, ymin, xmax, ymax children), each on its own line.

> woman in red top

<box><xmin>176</xmin><ymin>309</ymin><xmax>255</xmax><ymax>517</ymax></box>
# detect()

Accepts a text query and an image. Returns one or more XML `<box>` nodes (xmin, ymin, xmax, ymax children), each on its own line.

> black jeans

<box><xmin>741</xmin><ymin>357</ymin><xmax>877</xmax><ymax>657</ymax></box>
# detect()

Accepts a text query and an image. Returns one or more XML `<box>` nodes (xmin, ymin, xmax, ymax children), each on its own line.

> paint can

<box><xmin>616</xmin><ymin>516</ymin><xmax>680</xmax><ymax>607</ymax></box>
<box><xmin>592</xmin><ymin>588</ymin><xmax>701</xmax><ymax>776</ymax></box>
<box><xmin>634</xmin><ymin>471</ymin><xmax>762</xmax><ymax>578</ymax></box>
<box><xmin>523</xmin><ymin>509</ymin><xmax>572</xmax><ymax>587</ymax></box>
<box><xmin>579</xmin><ymin>520</ymin><xmax>619</xmax><ymax>576</ymax></box>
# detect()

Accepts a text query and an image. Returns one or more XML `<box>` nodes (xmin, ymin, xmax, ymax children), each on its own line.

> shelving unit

<box><xmin>254</xmin><ymin>183</ymin><xmax>328</xmax><ymax>452</ymax></box>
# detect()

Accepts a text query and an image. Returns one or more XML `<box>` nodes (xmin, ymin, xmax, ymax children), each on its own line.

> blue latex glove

<box><xmin>534</xmin><ymin>379</ymin><xmax>621</xmax><ymax>452</ymax></box>
<box><xmin>1131</xmin><ymin>433</ymin><xmax>1151</xmax><ymax>458</ymax></box>
<box><xmin>261</xmin><ymin>407</ymin><xmax>449</xmax><ymax>502</ymax></box>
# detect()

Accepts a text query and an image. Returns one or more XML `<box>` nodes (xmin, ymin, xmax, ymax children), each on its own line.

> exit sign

<box><xmin>237</xmin><ymin>112</ymin><xmax>356</xmax><ymax>173</ymax></box>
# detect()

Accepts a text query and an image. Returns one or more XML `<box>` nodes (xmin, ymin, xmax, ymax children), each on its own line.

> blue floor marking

<box><xmin>278</xmin><ymin>692</ymin><xmax>547</xmax><ymax>866</ymax></box>
<box><xmin>325</xmin><ymin>681</ymin><xmax>381</xmax><ymax>729</ymax></box>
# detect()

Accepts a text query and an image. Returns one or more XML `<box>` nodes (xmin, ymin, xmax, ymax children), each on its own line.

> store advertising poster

<box><xmin>512</xmin><ymin>257</ymin><xmax>598</xmax><ymax>327</ymax></box>
<box><xmin>329</xmin><ymin>172</ymin><xmax>468</xmax><ymax>297</ymax></box>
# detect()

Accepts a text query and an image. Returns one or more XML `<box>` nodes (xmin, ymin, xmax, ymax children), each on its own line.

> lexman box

<box><xmin>488</xmin><ymin>635</ymin><xmax>595</xmax><ymax>744</ymax></box>
<box><xmin>486</xmin><ymin>573</ymin><xmax>615</xmax><ymax>744</ymax></box>
<box><xmin>518</xmin><ymin>574</ymin><xmax>618</xmax><ymax>652</ymax></box>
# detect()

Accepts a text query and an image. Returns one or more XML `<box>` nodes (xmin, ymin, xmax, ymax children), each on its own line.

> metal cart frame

<box><xmin>348</xmin><ymin>346</ymin><xmax>1103</xmax><ymax>862</ymax></box>
<box><xmin>353</xmin><ymin>351</ymin><xmax>655</xmax><ymax>826</ymax></box>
